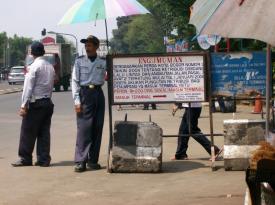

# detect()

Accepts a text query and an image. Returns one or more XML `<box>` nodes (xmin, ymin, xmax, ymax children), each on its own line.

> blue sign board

<box><xmin>211</xmin><ymin>52</ymin><xmax>266</xmax><ymax>96</ymax></box>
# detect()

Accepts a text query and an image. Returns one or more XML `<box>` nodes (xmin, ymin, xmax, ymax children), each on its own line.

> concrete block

<box><xmin>111</xmin><ymin>121</ymin><xmax>163</xmax><ymax>173</ymax></box>
<box><xmin>224</xmin><ymin>145</ymin><xmax>260</xmax><ymax>159</ymax></box>
<box><xmin>136</xmin><ymin>147</ymin><xmax>162</xmax><ymax>158</ymax></box>
<box><xmin>110</xmin><ymin>147</ymin><xmax>162</xmax><ymax>173</ymax></box>
<box><xmin>224</xmin><ymin>119</ymin><xmax>265</xmax><ymax>145</ymax></box>
<box><xmin>111</xmin><ymin>155</ymin><xmax>161</xmax><ymax>173</ymax></box>
<box><xmin>113</xmin><ymin>122</ymin><xmax>138</xmax><ymax>146</ymax></box>
<box><xmin>223</xmin><ymin>119</ymin><xmax>265</xmax><ymax>171</ymax></box>
<box><xmin>112</xmin><ymin>146</ymin><xmax>137</xmax><ymax>158</ymax></box>
<box><xmin>224</xmin><ymin>158</ymin><xmax>250</xmax><ymax>171</ymax></box>
<box><xmin>111</xmin><ymin>146</ymin><xmax>162</xmax><ymax>160</ymax></box>
<box><xmin>137</xmin><ymin>122</ymin><xmax>162</xmax><ymax>147</ymax></box>
<box><xmin>136</xmin><ymin>158</ymin><xmax>161</xmax><ymax>173</ymax></box>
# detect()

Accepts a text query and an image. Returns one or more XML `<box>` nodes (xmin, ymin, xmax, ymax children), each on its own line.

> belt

<box><xmin>31</xmin><ymin>98</ymin><xmax>51</xmax><ymax>103</ymax></box>
<box><xmin>30</xmin><ymin>95</ymin><xmax>51</xmax><ymax>103</ymax></box>
<box><xmin>81</xmin><ymin>85</ymin><xmax>102</xmax><ymax>89</ymax></box>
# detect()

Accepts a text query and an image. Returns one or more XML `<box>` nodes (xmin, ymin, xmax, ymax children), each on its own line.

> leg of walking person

<box><xmin>191</xmin><ymin>107</ymin><xmax>220</xmax><ymax>155</ymax></box>
<box><xmin>174</xmin><ymin>109</ymin><xmax>190</xmax><ymax>159</ymax></box>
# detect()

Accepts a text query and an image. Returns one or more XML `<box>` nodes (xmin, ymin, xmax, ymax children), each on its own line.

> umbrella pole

<box><xmin>105</xmin><ymin>19</ymin><xmax>113</xmax><ymax>172</ymax></box>
<box><xmin>207</xmin><ymin>52</ymin><xmax>216</xmax><ymax>171</ymax></box>
<box><xmin>266</xmin><ymin>44</ymin><xmax>271</xmax><ymax>141</ymax></box>
<box><xmin>105</xmin><ymin>19</ymin><xmax>109</xmax><ymax>51</ymax></box>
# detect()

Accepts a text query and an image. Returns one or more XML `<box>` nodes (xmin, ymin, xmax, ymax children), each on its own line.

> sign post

<box><xmin>106</xmin><ymin>52</ymin><xmax>208</xmax><ymax>172</ymax></box>
<box><xmin>110</xmin><ymin>53</ymin><xmax>207</xmax><ymax>104</ymax></box>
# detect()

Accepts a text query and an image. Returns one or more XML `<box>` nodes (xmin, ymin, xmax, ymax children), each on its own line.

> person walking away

<box><xmin>172</xmin><ymin>102</ymin><xmax>222</xmax><ymax>160</ymax></box>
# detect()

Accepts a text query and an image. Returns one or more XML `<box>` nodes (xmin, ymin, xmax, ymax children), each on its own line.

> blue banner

<box><xmin>211</xmin><ymin>52</ymin><xmax>266</xmax><ymax>96</ymax></box>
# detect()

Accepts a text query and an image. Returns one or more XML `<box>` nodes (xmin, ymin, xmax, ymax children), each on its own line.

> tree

<box><xmin>0</xmin><ymin>33</ymin><xmax>32</xmax><ymax>68</ymax></box>
<box><xmin>0</xmin><ymin>32</ymin><xmax>8</xmax><ymax>68</ymax></box>
<box><xmin>110</xmin><ymin>0</ymin><xmax>167</xmax><ymax>54</ymax></box>
<box><xmin>110</xmin><ymin>17</ymin><xmax>132</xmax><ymax>53</ymax></box>
<box><xmin>110</xmin><ymin>0</ymin><xmax>196</xmax><ymax>54</ymax></box>
<box><xmin>110</xmin><ymin>0</ymin><xmax>267</xmax><ymax>53</ymax></box>
<box><xmin>9</xmin><ymin>35</ymin><xmax>32</xmax><ymax>67</ymax></box>
<box><xmin>124</xmin><ymin>15</ymin><xmax>164</xmax><ymax>53</ymax></box>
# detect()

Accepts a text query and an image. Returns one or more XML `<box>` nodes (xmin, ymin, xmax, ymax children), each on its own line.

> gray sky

<box><xmin>0</xmin><ymin>0</ymin><xmax>117</xmax><ymax>53</ymax></box>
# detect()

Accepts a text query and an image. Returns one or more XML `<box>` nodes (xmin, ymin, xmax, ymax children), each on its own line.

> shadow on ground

<box><xmin>51</xmin><ymin>161</ymin><xmax>107</xmax><ymax>171</ymax></box>
<box><xmin>162</xmin><ymin>160</ymin><xmax>207</xmax><ymax>173</ymax></box>
<box><xmin>51</xmin><ymin>161</ymin><xmax>74</xmax><ymax>167</ymax></box>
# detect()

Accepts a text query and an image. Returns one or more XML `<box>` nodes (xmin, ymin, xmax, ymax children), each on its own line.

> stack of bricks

<box><xmin>110</xmin><ymin>121</ymin><xmax>163</xmax><ymax>173</ymax></box>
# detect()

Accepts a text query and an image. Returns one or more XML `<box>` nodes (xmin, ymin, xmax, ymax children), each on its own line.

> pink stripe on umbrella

<box><xmin>116</xmin><ymin>0</ymin><xmax>140</xmax><ymax>15</ymax></box>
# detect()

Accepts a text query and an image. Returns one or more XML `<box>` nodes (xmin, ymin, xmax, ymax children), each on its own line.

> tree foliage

<box><xmin>110</xmin><ymin>0</ymin><xmax>266</xmax><ymax>53</ymax></box>
<box><xmin>110</xmin><ymin>0</ymin><xmax>196</xmax><ymax>54</ymax></box>
<box><xmin>0</xmin><ymin>32</ymin><xmax>32</xmax><ymax>68</ymax></box>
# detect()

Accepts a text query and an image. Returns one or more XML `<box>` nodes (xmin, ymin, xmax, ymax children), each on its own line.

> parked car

<box><xmin>8</xmin><ymin>66</ymin><xmax>26</xmax><ymax>85</ymax></box>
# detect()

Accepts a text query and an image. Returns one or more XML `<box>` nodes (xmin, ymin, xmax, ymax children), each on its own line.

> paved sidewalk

<box><xmin>0</xmin><ymin>81</ymin><xmax>23</xmax><ymax>95</ymax></box>
<box><xmin>0</xmin><ymin>90</ymin><xmax>265</xmax><ymax>205</ymax></box>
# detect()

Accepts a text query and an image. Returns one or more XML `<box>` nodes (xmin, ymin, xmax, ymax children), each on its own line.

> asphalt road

<box><xmin>0</xmin><ymin>87</ymin><xmax>258</xmax><ymax>205</ymax></box>
<box><xmin>0</xmin><ymin>81</ymin><xmax>23</xmax><ymax>95</ymax></box>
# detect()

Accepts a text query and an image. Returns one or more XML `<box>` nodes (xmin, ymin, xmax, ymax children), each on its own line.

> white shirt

<box><xmin>21</xmin><ymin>56</ymin><xmax>55</xmax><ymax>108</ymax></box>
<box><xmin>182</xmin><ymin>102</ymin><xmax>202</xmax><ymax>108</ymax></box>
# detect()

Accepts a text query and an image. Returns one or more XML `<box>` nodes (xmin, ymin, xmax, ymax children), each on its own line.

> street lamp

<box><xmin>47</xmin><ymin>31</ymin><xmax>79</xmax><ymax>57</ymax></box>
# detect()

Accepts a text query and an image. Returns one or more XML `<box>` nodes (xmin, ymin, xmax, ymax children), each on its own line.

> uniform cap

<box><xmin>80</xmin><ymin>35</ymin><xmax>100</xmax><ymax>46</ymax></box>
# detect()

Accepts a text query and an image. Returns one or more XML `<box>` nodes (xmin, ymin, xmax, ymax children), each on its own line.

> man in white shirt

<box><xmin>12</xmin><ymin>42</ymin><xmax>55</xmax><ymax>167</ymax></box>
<box><xmin>172</xmin><ymin>102</ymin><xmax>221</xmax><ymax>160</ymax></box>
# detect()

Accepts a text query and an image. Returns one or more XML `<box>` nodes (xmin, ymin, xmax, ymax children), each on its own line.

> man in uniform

<box><xmin>12</xmin><ymin>42</ymin><xmax>55</xmax><ymax>167</ymax></box>
<box><xmin>72</xmin><ymin>35</ymin><xmax>106</xmax><ymax>172</ymax></box>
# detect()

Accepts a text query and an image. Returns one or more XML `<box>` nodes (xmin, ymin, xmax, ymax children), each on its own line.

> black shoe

<box><xmin>87</xmin><ymin>162</ymin><xmax>101</xmax><ymax>170</ymax></box>
<box><xmin>34</xmin><ymin>161</ymin><xmax>50</xmax><ymax>167</ymax></box>
<box><xmin>171</xmin><ymin>154</ymin><xmax>189</xmax><ymax>160</ymax></box>
<box><xmin>74</xmin><ymin>162</ymin><xmax>86</xmax><ymax>172</ymax></box>
<box><xmin>11</xmin><ymin>160</ymin><xmax>32</xmax><ymax>167</ymax></box>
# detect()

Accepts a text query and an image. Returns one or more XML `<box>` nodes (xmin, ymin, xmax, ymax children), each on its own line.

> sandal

<box><xmin>209</xmin><ymin>148</ymin><xmax>223</xmax><ymax>161</ymax></box>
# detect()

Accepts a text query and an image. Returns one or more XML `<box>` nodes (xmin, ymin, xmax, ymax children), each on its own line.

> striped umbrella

<box><xmin>59</xmin><ymin>0</ymin><xmax>150</xmax><ymax>49</ymax></box>
<box><xmin>59</xmin><ymin>0</ymin><xmax>150</xmax><ymax>25</ymax></box>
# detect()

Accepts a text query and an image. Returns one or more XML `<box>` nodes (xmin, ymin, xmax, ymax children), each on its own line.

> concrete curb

<box><xmin>0</xmin><ymin>88</ymin><xmax>23</xmax><ymax>95</ymax></box>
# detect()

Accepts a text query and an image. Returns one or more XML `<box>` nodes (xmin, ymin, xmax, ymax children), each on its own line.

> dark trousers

<box><xmin>176</xmin><ymin>107</ymin><xmax>214</xmax><ymax>158</ymax></box>
<box><xmin>143</xmin><ymin>103</ymin><xmax>156</xmax><ymax>109</ymax></box>
<box><xmin>75</xmin><ymin>87</ymin><xmax>105</xmax><ymax>164</ymax></box>
<box><xmin>18</xmin><ymin>99</ymin><xmax>54</xmax><ymax>164</ymax></box>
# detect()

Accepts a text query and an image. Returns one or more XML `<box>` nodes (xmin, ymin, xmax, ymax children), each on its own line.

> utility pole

<box><xmin>2</xmin><ymin>43</ymin><xmax>4</xmax><ymax>68</ymax></box>
<box><xmin>3</xmin><ymin>40</ymin><xmax>6</xmax><ymax>69</ymax></box>
<box><xmin>6</xmin><ymin>40</ymin><xmax>10</xmax><ymax>68</ymax></box>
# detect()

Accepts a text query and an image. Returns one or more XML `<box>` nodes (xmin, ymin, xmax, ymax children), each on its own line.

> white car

<box><xmin>8</xmin><ymin>66</ymin><xmax>26</xmax><ymax>85</ymax></box>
